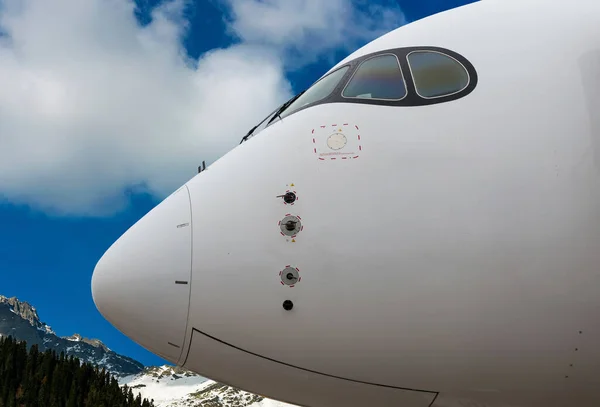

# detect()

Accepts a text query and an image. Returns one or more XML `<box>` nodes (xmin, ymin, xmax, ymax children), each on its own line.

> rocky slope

<box><xmin>0</xmin><ymin>294</ymin><xmax>143</xmax><ymax>377</ymax></box>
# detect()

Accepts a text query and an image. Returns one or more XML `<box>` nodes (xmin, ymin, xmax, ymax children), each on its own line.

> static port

<box><xmin>283</xmin><ymin>300</ymin><xmax>294</xmax><ymax>311</ymax></box>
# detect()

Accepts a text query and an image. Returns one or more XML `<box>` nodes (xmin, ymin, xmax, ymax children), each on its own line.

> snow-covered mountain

<box><xmin>120</xmin><ymin>366</ymin><xmax>295</xmax><ymax>407</ymax></box>
<box><xmin>0</xmin><ymin>294</ymin><xmax>143</xmax><ymax>377</ymax></box>
<box><xmin>0</xmin><ymin>294</ymin><xmax>298</xmax><ymax>407</ymax></box>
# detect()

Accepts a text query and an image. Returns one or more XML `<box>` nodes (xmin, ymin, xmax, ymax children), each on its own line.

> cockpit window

<box><xmin>240</xmin><ymin>47</ymin><xmax>477</xmax><ymax>141</ymax></box>
<box><xmin>278</xmin><ymin>66</ymin><xmax>350</xmax><ymax>120</ymax></box>
<box><xmin>342</xmin><ymin>54</ymin><xmax>406</xmax><ymax>100</ymax></box>
<box><xmin>407</xmin><ymin>51</ymin><xmax>469</xmax><ymax>98</ymax></box>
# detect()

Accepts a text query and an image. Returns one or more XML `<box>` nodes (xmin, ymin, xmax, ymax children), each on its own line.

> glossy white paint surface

<box><xmin>93</xmin><ymin>0</ymin><xmax>600</xmax><ymax>406</ymax></box>
<box><xmin>92</xmin><ymin>186</ymin><xmax>192</xmax><ymax>362</ymax></box>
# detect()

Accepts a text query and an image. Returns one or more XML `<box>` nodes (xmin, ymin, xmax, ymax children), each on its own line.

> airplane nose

<box><xmin>91</xmin><ymin>185</ymin><xmax>193</xmax><ymax>364</ymax></box>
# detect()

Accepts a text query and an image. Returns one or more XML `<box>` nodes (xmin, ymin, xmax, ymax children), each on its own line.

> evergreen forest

<box><xmin>0</xmin><ymin>335</ymin><xmax>154</xmax><ymax>407</ymax></box>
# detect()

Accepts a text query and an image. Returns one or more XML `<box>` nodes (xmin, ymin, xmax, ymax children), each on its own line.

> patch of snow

<box><xmin>119</xmin><ymin>366</ymin><xmax>299</xmax><ymax>407</ymax></box>
<box><xmin>38</xmin><ymin>324</ymin><xmax>55</xmax><ymax>335</ymax></box>
<box><xmin>119</xmin><ymin>368</ymin><xmax>210</xmax><ymax>406</ymax></box>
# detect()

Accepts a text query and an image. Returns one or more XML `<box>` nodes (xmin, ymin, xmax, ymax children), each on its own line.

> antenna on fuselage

<box><xmin>198</xmin><ymin>160</ymin><xmax>206</xmax><ymax>174</ymax></box>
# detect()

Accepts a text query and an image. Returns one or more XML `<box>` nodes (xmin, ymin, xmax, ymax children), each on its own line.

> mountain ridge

<box><xmin>0</xmin><ymin>294</ymin><xmax>55</xmax><ymax>335</ymax></box>
<box><xmin>0</xmin><ymin>294</ymin><xmax>143</xmax><ymax>377</ymax></box>
<box><xmin>63</xmin><ymin>332</ymin><xmax>112</xmax><ymax>352</ymax></box>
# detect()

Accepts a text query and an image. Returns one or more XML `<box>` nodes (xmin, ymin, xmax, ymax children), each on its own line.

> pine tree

<box><xmin>66</xmin><ymin>381</ymin><xmax>78</xmax><ymax>407</ymax></box>
<box><xmin>0</xmin><ymin>335</ymin><xmax>154</xmax><ymax>407</ymax></box>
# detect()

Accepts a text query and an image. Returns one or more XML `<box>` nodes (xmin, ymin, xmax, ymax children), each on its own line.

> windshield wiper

<box><xmin>240</xmin><ymin>124</ymin><xmax>259</xmax><ymax>144</ymax></box>
<box><xmin>239</xmin><ymin>90</ymin><xmax>306</xmax><ymax>144</ymax></box>
<box><xmin>267</xmin><ymin>90</ymin><xmax>306</xmax><ymax>126</ymax></box>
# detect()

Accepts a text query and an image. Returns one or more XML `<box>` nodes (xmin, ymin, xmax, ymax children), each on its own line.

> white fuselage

<box><xmin>92</xmin><ymin>1</ymin><xmax>600</xmax><ymax>406</ymax></box>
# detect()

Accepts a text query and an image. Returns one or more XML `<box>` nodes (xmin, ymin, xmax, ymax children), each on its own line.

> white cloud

<box><xmin>0</xmin><ymin>0</ymin><xmax>404</xmax><ymax>216</ymax></box>
<box><xmin>223</xmin><ymin>0</ymin><xmax>406</xmax><ymax>66</ymax></box>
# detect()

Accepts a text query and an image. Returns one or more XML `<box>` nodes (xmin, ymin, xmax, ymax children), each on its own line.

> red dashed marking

<box><xmin>313</xmin><ymin>123</ymin><xmax>362</xmax><ymax>161</ymax></box>
<box><xmin>281</xmin><ymin>281</ymin><xmax>284</xmax><ymax>285</ymax></box>
<box><xmin>278</xmin><ymin>221</ymin><xmax>281</xmax><ymax>225</ymax></box>
<box><xmin>298</xmin><ymin>277</ymin><xmax>302</xmax><ymax>282</ymax></box>
<box><xmin>300</xmin><ymin>226</ymin><xmax>304</xmax><ymax>231</ymax></box>
<box><xmin>297</xmin><ymin>215</ymin><xmax>302</xmax><ymax>220</ymax></box>
<box><xmin>279</xmin><ymin>271</ymin><xmax>282</xmax><ymax>276</ymax></box>
<box><xmin>286</xmin><ymin>265</ymin><xmax>291</xmax><ymax>268</ymax></box>
<box><xmin>290</xmin><ymin>285</ymin><xmax>295</xmax><ymax>288</ymax></box>
<box><xmin>292</xmin><ymin>235</ymin><xmax>297</xmax><ymax>238</ymax></box>
<box><xmin>295</xmin><ymin>267</ymin><xmax>300</xmax><ymax>271</ymax></box>
<box><xmin>280</xmin><ymin>232</ymin><xmax>285</xmax><ymax>236</ymax></box>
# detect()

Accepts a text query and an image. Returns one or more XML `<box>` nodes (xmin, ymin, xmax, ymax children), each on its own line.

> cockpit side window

<box><xmin>407</xmin><ymin>51</ymin><xmax>470</xmax><ymax>98</ymax></box>
<box><xmin>279</xmin><ymin>66</ymin><xmax>350</xmax><ymax>120</ymax></box>
<box><xmin>342</xmin><ymin>54</ymin><xmax>407</xmax><ymax>100</ymax></box>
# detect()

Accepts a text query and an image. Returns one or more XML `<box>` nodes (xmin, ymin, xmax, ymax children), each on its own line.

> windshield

<box><xmin>240</xmin><ymin>65</ymin><xmax>349</xmax><ymax>143</ymax></box>
<box><xmin>272</xmin><ymin>66</ymin><xmax>350</xmax><ymax>123</ymax></box>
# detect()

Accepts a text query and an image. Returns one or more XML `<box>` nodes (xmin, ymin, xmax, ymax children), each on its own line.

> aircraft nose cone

<box><xmin>91</xmin><ymin>186</ymin><xmax>193</xmax><ymax>363</ymax></box>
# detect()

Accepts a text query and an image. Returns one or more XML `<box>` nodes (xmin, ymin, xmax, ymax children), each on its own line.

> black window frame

<box><xmin>261</xmin><ymin>46</ymin><xmax>477</xmax><ymax>130</ymax></box>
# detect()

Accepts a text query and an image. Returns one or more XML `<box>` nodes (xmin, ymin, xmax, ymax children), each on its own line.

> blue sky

<box><xmin>0</xmin><ymin>0</ymin><xmax>476</xmax><ymax>367</ymax></box>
